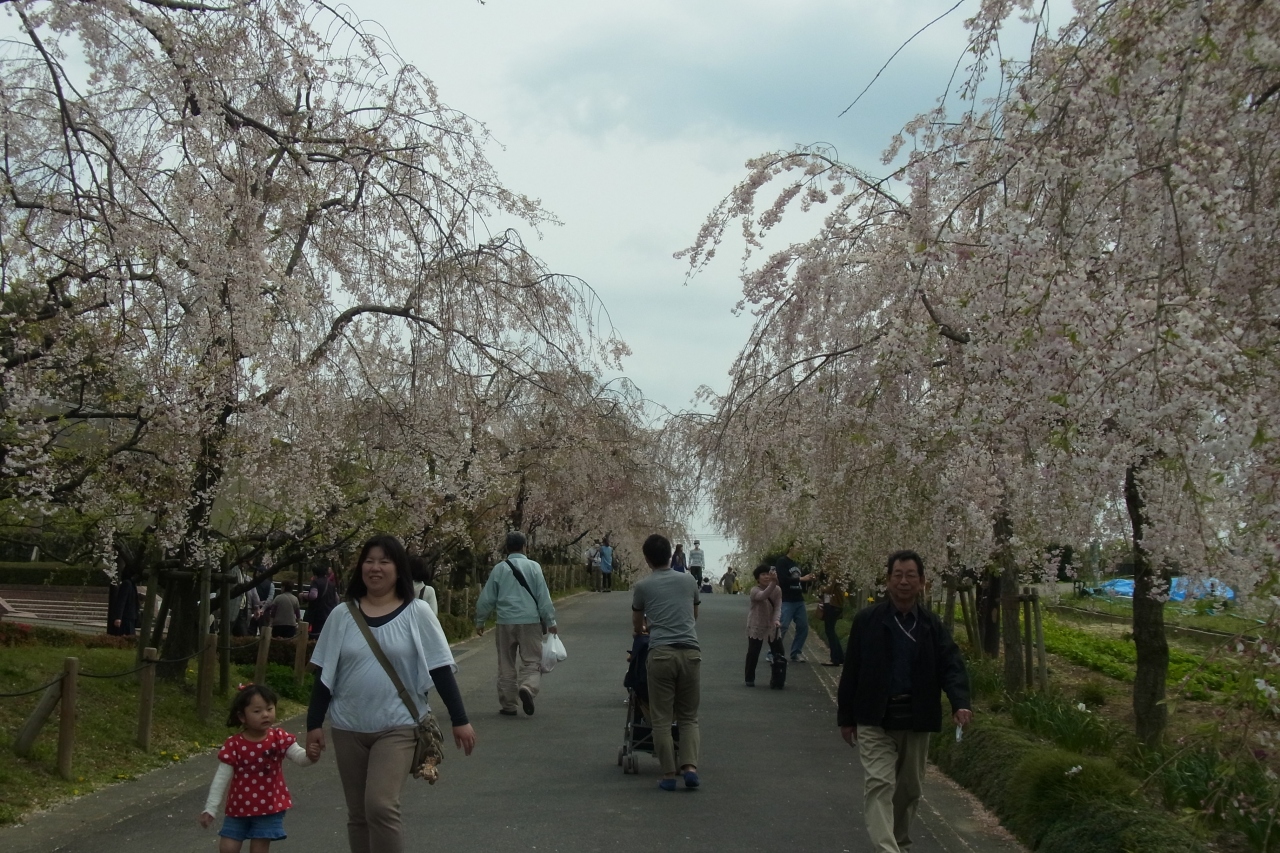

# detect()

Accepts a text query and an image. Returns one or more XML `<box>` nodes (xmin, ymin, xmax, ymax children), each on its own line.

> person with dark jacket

<box><xmin>837</xmin><ymin>549</ymin><xmax>971</xmax><ymax>853</ymax></box>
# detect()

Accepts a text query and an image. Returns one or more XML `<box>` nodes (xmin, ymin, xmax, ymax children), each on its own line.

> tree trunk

<box><xmin>995</xmin><ymin>508</ymin><xmax>1024</xmax><ymax>692</ymax></box>
<box><xmin>1126</xmin><ymin>459</ymin><xmax>1169</xmax><ymax>747</ymax></box>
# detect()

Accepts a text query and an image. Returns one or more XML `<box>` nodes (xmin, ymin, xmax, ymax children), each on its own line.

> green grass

<box><xmin>1041</xmin><ymin>616</ymin><xmax>1240</xmax><ymax>700</ymax></box>
<box><xmin>0</xmin><ymin>643</ymin><xmax>305</xmax><ymax>825</ymax></box>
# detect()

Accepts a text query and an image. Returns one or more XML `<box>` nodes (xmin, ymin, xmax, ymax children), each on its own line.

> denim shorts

<box><xmin>220</xmin><ymin>811</ymin><xmax>287</xmax><ymax>841</ymax></box>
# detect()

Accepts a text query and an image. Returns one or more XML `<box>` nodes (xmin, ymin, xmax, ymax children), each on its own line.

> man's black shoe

<box><xmin>519</xmin><ymin>687</ymin><xmax>535</xmax><ymax>716</ymax></box>
<box><xmin>499</xmin><ymin>708</ymin><xmax>518</xmax><ymax>716</ymax></box>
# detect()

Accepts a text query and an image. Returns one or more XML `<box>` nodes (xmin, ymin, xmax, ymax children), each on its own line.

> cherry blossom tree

<box><xmin>1</xmin><ymin>0</ymin><xmax>627</xmax><ymax>669</ymax></box>
<box><xmin>685</xmin><ymin>0</ymin><xmax>1280</xmax><ymax>742</ymax></box>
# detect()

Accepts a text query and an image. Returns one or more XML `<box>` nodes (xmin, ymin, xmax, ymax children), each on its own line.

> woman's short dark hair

<box><xmin>227</xmin><ymin>683</ymin><xmax>279</xmax><ymax>727</ymax></box>
<box><xmin>346</xmin><ymin>534</ymin><xmax>414</xmax><ymax>602</ymax></box>
<box><xmin>407</xmin><ymin>555</ymin><xmax>433</xmax><ymax>584</ymax></box>
<box><xmin>753</xmin><ymin>563</ymin><xmax>773</xmax><ymax>580</ymax></box>
<box><xmin>642</xmin><ymin>534</ymin><xmax>672</xmax><ymax>567</ymax></box>
<box><xmin>885</xmin><ymin>549</ymin><xmax>926</xmax><ymax>578</ymax></box>
<box><xmin>505</xmin><ymin>531</ymin><xmax>527</xmax><ymax>554</ymax></box>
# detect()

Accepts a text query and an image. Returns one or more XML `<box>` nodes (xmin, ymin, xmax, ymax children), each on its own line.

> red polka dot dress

<box><xmin>216</xmin><ymin>728</ymin><xmax>297</xmax><ymax>816</ymax></box>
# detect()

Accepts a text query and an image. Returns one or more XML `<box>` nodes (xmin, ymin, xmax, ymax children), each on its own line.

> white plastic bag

<box><xmin>541</xmin><ymin>633</ymin><xmax>568</xmax><ymax>673</ymax></box>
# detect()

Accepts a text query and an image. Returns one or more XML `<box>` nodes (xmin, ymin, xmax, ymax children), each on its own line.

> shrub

<box><xmin>0</xmin><ymin>563</ymin><xmax>106</xmax><ymax>586</ymax></box>
<box><xmin>966</xmin><ymin>655</ymin><xmax>1004</xmax><ymax>702</ymax></box>
<box><xmin>931</xmin><ymin>717</ymin><xmax>1209</xmax><ymax>853</ymax></box>
<box><xmin>1008</xmin><ymin>691</ymin><xmax>1121</xmax><ymax>754</ymax></box>
<box><xmin>1141</xmin><ymin>746</ymin><xmax>1280</xmax><ymax>850</ymax></box>
<box><xmin>1076</xmin><ymin>679</ymin><xmax>1109</xmax><ymax>708</ymax></box>
<box><xmin>0</xmin><ymin>621</ymin><xmax>135</xmax><ymax>649</ymax></box>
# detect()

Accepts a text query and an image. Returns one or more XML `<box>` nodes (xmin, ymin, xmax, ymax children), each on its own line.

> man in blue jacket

<box><xmin>837</xmin><ymin>550</ymin><xmax>971</xmax><ymax>853</ymax></box>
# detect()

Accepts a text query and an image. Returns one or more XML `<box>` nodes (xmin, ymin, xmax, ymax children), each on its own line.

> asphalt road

<box><xmin>2</xmin><ymin>590</ymin><xmax>1024</xmax><ymax>853</ymax></box>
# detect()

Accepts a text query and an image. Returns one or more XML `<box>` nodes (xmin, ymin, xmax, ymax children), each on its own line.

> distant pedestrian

<box><xmin>108</xmin><ymin>572</ymin><xmax>140</xmax><ymax>636</ymax></box>
<box><xmin>408</xmin><ymin>556</ymin><xmax>439</xmax><ymax>616</ymax></box>
<box><xmin>599</xmin><ymin>535</ymin><xmax>614</xmax><ymax>592</ymax></box>
<box><xmin>775</xmin><ymin>545</ymin><xmax>815</xmax><ymax>662</ymax></box>
<box><xmin>199</xmin><ymin>684</ymin><xmax>316</xmax><ymax>852</ymax></box>
<box><xmin>688</xmin><ymin>541</ymin><xmax>706</xmax><ymax>584</ymax></box>
<box><xmin>631</xmin><ymin>533</ymin><xmax>701</xmax><ymax>791</ymax></box>
<box><xmin>585</xmin><ymin>539</ymin><xmax>603</xmax><ymax>592</ymax></box>
<box><xmin>837</xmin><ymin>550</ymin><xmax>971</xmax><ymax>853</ymax></box>
<box><xmin>744</xmin><ymin>565</ymin><xmax>783</xmax><ymax>687</ymax></box>
<box><xmin>475</xmin><ymin>531</ymin><xmax>558</xmax><ymax>716</ymax></box>
<box><xmin>268</xmin><ymin>582</ymin><xmax>302</xmax><ymax>639</ymax></box>
<box><xmin>818</xmin><ymin>574</ymin><xmax>847</xmax><ymax>667</ymax></box>
<box><xmin>305</xmin><ymin>564</ymin><xmax>339</xmax><ymax>637</ymax></box>
<box><xmin>720</xmin><ymin>568</ymin><xmax>738</xmax><ymax>595</ymax></box>
<box><xmin>671</xmin><ymin>543</ymin><xmax>687</xmax><ymax>573</ymax></box>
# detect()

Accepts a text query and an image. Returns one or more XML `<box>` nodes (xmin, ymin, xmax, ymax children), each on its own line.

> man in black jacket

<box><xmin>837</xmin><ymin>550</ymin><xmax>971</xmax><ymax>853</ymax></box>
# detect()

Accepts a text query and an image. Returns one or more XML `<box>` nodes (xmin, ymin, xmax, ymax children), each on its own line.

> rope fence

<box><xmin>4</xmin><ymin>621</ymin><xmax>314</xmax><ymax>781</ymax></box>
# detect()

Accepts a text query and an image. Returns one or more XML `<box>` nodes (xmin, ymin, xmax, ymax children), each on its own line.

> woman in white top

<box><xmin>305</xmin><ymin>535</ymin><xmax>475</xmax><ymax>853</ymax></box>
<box><xmin>408</xmin><ymin>554</ymin><xmax>439</xmax><ymax>616</ymax></box>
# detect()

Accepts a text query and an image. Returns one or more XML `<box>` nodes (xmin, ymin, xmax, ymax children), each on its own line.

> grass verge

<box><xmin>0</xmin><ymin>638</ymin><xmax>307</xmax><ymax>826</ymax></box>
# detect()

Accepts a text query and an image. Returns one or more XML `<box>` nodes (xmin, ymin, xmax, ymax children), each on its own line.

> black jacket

<box><xmin>836</xmin><ymin>600</ymin><xmax>970</xmax><ymax>731</ymax></box>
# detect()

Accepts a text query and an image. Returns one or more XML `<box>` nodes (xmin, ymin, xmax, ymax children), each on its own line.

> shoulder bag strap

<box><xmin>345</xmin><ymin>600</ymin><xmax>422</xmax><ymax>722</ymax></box>
<box><xmin>504</xmin><ymin>559</ymin><xmax>547</xmax><ymax>633</ymax></box>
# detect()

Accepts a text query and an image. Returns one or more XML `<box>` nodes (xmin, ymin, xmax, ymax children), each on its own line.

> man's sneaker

<box><xmin>765</xmin><ymin>653</ymin><xmax>773</xmax><ymax>663</ymax></box>
<box><xmin>682</xmin><ymin>770</ymin><xmax>700</xmax><ymax>789</ymax></box>
<box><xmin>658</xmin><ymin>779</ymin><xmax>677</xmax><ymax>791</ymax></box>
<box><xmin>791</xmin><ymin>653</ymin><xmax>805</xmax><ymax>663</ymax></box>
<box><xmin>744</xmin><ymin>681</ymin><xmax>755</xmax><ymax>687</ymax></box>
<box><xmin>519</xmin><ymin>687</ymin><xmax>535</xmax><ymax>716</ymax></box>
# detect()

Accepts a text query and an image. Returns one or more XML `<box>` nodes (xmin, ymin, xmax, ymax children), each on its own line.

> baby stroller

<box><xmin>617</xmin><ymin>634</ymin><xmax>678</xmax><ymax>774</ymax></box>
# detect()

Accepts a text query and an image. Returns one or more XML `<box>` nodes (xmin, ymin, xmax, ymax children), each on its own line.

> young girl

<box><xmin>198</xmin><ymin>685</ymin><xmax>314</xmax><ymax>853</ymax></box>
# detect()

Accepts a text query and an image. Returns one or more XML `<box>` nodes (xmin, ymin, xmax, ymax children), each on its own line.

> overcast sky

<box><xmin>354</xmin><ymin>0</ymin><xmax>999</xmax><ymax>408</ymax></box>
<box><xmin>343</xmin><ymin>0</ymin><xmax>1031</xmax><ymax>560</ymax></box>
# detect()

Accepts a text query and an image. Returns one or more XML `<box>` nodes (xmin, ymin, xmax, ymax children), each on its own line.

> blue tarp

<box><xmin>1097</xmin><ymin>577</ymin><xmax>1235</xmax><ymax>601</ymax></box>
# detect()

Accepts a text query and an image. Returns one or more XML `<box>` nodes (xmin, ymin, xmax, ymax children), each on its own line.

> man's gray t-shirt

<box><xmin>632</xmin><ymin>568</ymin><xmax>701</xmax><ymax>649</ymax></box>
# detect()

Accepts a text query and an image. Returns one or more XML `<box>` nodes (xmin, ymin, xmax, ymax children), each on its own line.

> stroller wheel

<box><xmin>617</xmin><ymin>746</ymin><xmax>625</xmax><ymax>766</ymax></box>
<box><xmin>625</xmin><ymin>754</ymin><xmax>639</xmax><ymax>774</ymax></box>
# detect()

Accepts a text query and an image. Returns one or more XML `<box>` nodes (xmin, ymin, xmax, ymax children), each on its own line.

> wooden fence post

<box><xmin>254</xmin><ymin>624</ymin><xmax>274</xmax><ymax>686</ymax></box>
<box><xmin>461</xmin><ymin>587</ymin><xmax>470</xmax><ymax>621</ymax></box>
<box><xmin>1021</xmin><ymin>587</ymin><xmax>1034</xmax><ymax>691</ymax></box>
<box><xmin>957</xmin><ymin>585</ymin><xmax>977</xmax><ymax>649</ymax></box>
<box><xmin>13</xmin><ymin>679</ymin><xmax>62</xmax><ymax>758</ymax></box>
<box><xmin>57</xmin><ymin>656</ymin><xmax>78</xmax><ymax>780</ymax></box>
<box><xmin>1033</xmin><ymin>590</ymin><xmax>1048</xmax><ymax>691</ymax></box>
<box><xmin>136</xmin><ymin>647</ymin><xmax>158</xmax><ymax>750</ymax></box>
<box><xmin>294</xmin><ymin>622</ymin><xmax>310</xmax><ymax>687</ymax></box>
<box><xmin>943</xmin><ymin>579</ymin><xmax>957</xmax><ymax>633</ymax></box>
<box><xmin>442</xmin><ymin>589</ymin><xmax>453</xmax><ymax>618</ymax></box>
<box><xmin>197</xmin><ymin>634</ymin><xmax>216</xmax><ymax>722</ymax></box>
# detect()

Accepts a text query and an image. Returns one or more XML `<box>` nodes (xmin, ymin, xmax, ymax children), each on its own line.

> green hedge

<box><xmin>0</xmin><ymin>562</ymin><xmax>107</xmax><ymax>586</ymax></box>
<box><xmin>931</xmin><ymin>717</ymin><xmax>1209</xmax><ymax>853</ymax></box>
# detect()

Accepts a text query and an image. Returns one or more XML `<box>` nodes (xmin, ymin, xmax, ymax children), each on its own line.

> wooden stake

<box><xmin>13</xmin><ymin>680</ymin><xmax>62</xmax><ymax>758</ymax></box>
<box><xmin>197</xmin><ymin>633</ymin><xmax>216</xmax><ymax>722</ymax></box>
<box><xmin>57</xmin><ymin>657</ymin><xmax>78</xmax><ymax>780</ymax></box>
<box><xmin>294</xmin><ymin>621</ymin><xmax>310</xmax><ymax>687</ymax></box>
<box><xmin>1021</xmin><ymin>587</ymin><xmax>1034</xmax><ymax>691</ymax></box>
<box><xmin>136</xmin><ymin>647</ymin><xmax>158</xmax><ymax>750</ymax></box>
<box><xmin>254</xmin><ymin>624</ymin><xmax>274</xmax><ymax>686</ymax></box>
<box><xmin>1033</xmin><ymin>590</ymin><xmax>1048</xmax><ymax>691</ymax></box>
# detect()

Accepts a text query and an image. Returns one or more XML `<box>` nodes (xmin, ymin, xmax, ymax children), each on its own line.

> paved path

<box><xmin>2</xmin><ymin>591</ymin><xmax>1023</xmax><ymax>853</ymax></box>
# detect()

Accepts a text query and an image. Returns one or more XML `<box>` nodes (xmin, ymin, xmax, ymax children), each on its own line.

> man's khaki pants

<box><xmin>857</xmin><ymin>725</ymin><xmax>930</xmax><ymax>853</ymax></box>
<box><xmin>645</xmin><ymin>645</ymin><xmax>701</xmax><ymax>775</ymax></box>
<box><xmin>496</xmin><ymin>622</ymin><xmax>543</xmax><ymax>711</ymax></box>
